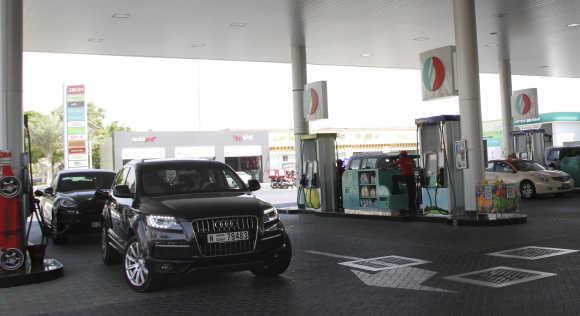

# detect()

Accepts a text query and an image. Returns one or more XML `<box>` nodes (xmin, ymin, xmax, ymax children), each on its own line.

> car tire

<box><xmin>101</xmin><ymin>226</ymin><xmax>121</xmax><ymax>265</ymax></box>
<box><xmin>51</xmin><ymin>214</ymin><xmax>68</xmax><ymax>245</ymax></box>
<box><xmin>123</xmin><ymin>238</ymin><xmax>162</xmax><ymax>292</ymax></box>
<box><xmin>520</xmin><ymin>181</ymin><xmax>536</xmax><ymax>199</ymax></box>
<box><xmin>252</xmin><ymin>233</ymin><xmax>292</xmax><ymax>277</ymax></box>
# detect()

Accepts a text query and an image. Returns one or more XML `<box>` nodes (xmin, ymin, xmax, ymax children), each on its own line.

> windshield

<box><xmin>141</xmin><ymin>163</ymin><xmax>246</xmax><ymax>196</ymax></box>
<box><xmin>58</xmin><ymin>173</ymin><xmax>115</xmax><ymax>192</ymax></box>
<box><xmin>511</xmin><ymin>160</ymin><xmax>546</xmax><ymax>172</ymax></box>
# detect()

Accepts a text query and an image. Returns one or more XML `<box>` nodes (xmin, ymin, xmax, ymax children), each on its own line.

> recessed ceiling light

<box><xmin>191</xmin><ymin>42</ymin><xmax>206</xmax><ymax>48</ymax></box>
<box><xmin>567</xmin><ymin>23</ymin><xmax>580</xmax><ymax>28</ymax></box>
<box><xmin>412</xmin><ymin>36</ymin><xmax>430</xmax><ymax>41</ymax></box>
<box><xmin>361</xmin><ymin>53</ymin><xmax>372</xmax><ymax>57</ymax></box>
<box><xmin>229</xmin><ymin>22</ymin><xmax>247</xmax><ymax>27</ymax></box>
<box><xmin>88</xmin><ymin>38</ymin><xmax>104</xmax><ymax>43</ymax></box>
<box><xmin>112</xmin><ymin>12</ymin><xmax>130</xmax><ymax>19</ymax></box>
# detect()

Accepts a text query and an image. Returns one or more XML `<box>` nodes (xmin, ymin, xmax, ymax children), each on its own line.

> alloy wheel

<box><xmin>125</xmin><ymin>241</ymin><xmax>148</xmax><ymax>287</ymax></box>
<box><xmin>521</xmin><ymin>182</ymin><xmax>534</xmax><ymax>199</ymax></box>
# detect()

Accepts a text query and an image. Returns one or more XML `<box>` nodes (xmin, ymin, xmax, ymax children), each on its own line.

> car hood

<box><xmin>58</xmin><ymin>190</ymin><xmax>99</xmax><ymax>203</ymax></box>
<box><xmin>137</xmin><ymin>193</ymin><xmax>272</xmax><ymax>220</ymax></box>
<box><xmin>527</xmin><ymin>170</ymin><xmax>570</xmax><ymax>178</ymax></box>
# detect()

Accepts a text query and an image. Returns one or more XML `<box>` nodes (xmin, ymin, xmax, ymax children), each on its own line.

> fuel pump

<box><xmin>416</xmin><ymin>115</ymin><xmax>465</xmax><ymax>216</ymax></box>
<box><xmin>0</xmin><ymin>151</ymin><xmax>25</xmax><ymax>273</ymax></box>
<box><xmin>297</xmin><ymin>134</ymin><xmax>337</xmax><ymax>212</ymax></box>
<box><xmin>512</xmin><ymin>129</ymin><xmax>545</xmax><ymax>161</ymax></box>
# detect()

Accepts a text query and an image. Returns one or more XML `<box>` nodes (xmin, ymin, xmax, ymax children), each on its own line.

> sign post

<box><xmin>303</xmin><ymin>81</ymin><xmax>328</xmax><ymax>122</ymax></box>
<box><xmin>420</xmin><ymin>46</ymin><xmax>458</xmax><ymax>101</ymax></box>
<box><xmin>511</xmin><ymin>88</ymin><xmax>539</xmax><ymax>123</ymax></box>
<box><xmin>64</xmin><ymin>85</ymin><xmax>90</xmax><ymax>169</ymax></box>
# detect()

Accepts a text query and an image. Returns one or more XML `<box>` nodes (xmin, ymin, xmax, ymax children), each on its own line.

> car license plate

<box><xmin>207</xmin><ymin>231</ymin><xmax>249</xmax><ymax>243</ymax></box>
<box><xmin>91</xmin><ymin>221</ymin><xmax>101</xmax><ymax>228</ymax></box>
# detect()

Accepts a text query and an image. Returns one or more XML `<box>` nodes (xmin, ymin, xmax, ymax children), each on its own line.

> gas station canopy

<box><xmin>23</xmin><ymin>0</ymin><xmax>580</xmax><ymax>78</ymax></box>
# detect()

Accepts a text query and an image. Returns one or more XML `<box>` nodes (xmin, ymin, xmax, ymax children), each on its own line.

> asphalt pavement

<box><xmin>3</xmin><ymin>191</ymin><xmax>580</xmax><ymax>315</ymax></box>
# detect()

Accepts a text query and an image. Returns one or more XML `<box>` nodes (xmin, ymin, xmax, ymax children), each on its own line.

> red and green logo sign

<box><xmin>308</xmin><ymin>88</ymin><xmax>319</xmax><ymax>115</ymax></box>
<box><xmin>515</xmin><ymin>93</ymin><xmax>532</xmax><ymax>115</ymax></box>
<box><xmin>422</xmin><ymin>57</ymin><xmax>445</xmax><ymax>92</ymax></box>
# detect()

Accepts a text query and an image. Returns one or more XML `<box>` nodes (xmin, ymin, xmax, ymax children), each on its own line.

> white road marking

<box><xmin>444</xmin><ymin>266</ymin><xmax>556</xmax><ymax>288</ymax></box>
<box><xmin>487</xmin><ymin>246</ymin><xmax>579</xmax><ymax>260</ymax></box>
<box><xmin>305</xmin><ymin>250</ymin><xmax>362</xmax><ymax>261</ymax></box>
<box><xmin>353</xmin><ymin>267</ymin><xmax>455</xmax><ymax>293</ymax></box>
<box><xmin>306</xmin><ymin>250</ymin><xmax>453</xmax><ymax>293</ymax></box>
<box><xmin>339</xmin><ymin>256</ymin><xmax>430</xmax><ymax>272</ymax></box>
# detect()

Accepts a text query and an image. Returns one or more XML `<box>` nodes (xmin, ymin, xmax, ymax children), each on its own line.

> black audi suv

<box><xmin>35</xmin><ymin>169</ymin><xmax>116</xmax><ymax>244</ymax></box>
<box><xmin>97</xmin><ymin>159</ymin><xmax>291</xmax><ymax>292</ymax></box>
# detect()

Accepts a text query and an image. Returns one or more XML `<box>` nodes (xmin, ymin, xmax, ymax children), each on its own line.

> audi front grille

<box><xmin>192</xmin><ymin>216</ymin><xmax>258</xmax><ymax>257</ymax></box>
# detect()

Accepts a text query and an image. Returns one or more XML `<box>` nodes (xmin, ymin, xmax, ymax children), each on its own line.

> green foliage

<box><xmin>87</xmin><ymin>103</ymin><xmax>130</xmax><ymax>168</ymax></box>
<box><xmin>25</xmin><ymin>109</ymin><xmax>64</xmax><ymax>174</ymax></box>
<box><xmin>26</xmin><ymin>103</ymin><xmax>130</xmax><ymax>172</ymax></box>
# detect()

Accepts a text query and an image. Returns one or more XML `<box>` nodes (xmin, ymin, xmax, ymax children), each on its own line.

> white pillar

<box><xmin>0</xmin><ymin>0</ymin><xmax>24</xmax><ymax>174</ymax></box>
<box><xmin>497</xmin><ymin>15</ymin><xmax>514</xmax><ymax>158</ymax></box>
<box><xmin>291</xmin><ymin>45</ymin><xmax>309</xmax><ymax>178</ymax></box>
<box><xmin>453</xmin><ymin>0</ymin><xmax>484</xmax><ymax>211</ymax></box>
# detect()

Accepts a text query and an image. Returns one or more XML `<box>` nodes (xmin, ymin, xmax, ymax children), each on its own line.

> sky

<box><xmin>23</xmin><ymin>52</ymin><xmax>580</xmax><ymax>132</ymax></box>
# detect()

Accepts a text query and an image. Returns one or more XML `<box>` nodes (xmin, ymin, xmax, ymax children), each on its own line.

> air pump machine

<box><xmin>415</xmin><ymin>115</ymin><xmax>464</xmax><ymax>217</ymax></box>
<box><xmin>297</xmin><ymin>133</ymin><xmax>338</xmax><ymax>212</ymax></box>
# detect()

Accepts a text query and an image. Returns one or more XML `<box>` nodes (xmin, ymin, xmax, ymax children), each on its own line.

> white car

<box><xmin>485</xmin><ymin>160</ymin><xmax>575</xmax><ymax>199</ymax></box>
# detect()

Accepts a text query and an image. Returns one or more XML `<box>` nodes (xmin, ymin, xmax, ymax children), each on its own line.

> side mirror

<box><xmin>34</xmin><ymin>189</ymin><xmax>44</xmax><ymax>197</ymax></box>
<box><xmin>94</xmin><ymin>189</ymin><xmax>111</xmax><ymax>200</ymax></box>
<box><xmin>247</xmin><ymin>179</ymin><xmax>261</xmax><ymax>192</ymax></box>
<box><xmin>113</xmin><ymin>185</ymin><xmax>133</xmax><ymax>198</ymax></box>
<box><xmin>43</xmin><ymin>187</ymin><xmax>54</xmax><ymax>195</ymax></box>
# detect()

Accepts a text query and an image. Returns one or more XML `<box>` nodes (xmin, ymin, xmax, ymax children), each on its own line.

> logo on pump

<box><xmin>515</xmin><ymin>93</ymin><xmax>532</xmax><ymax>115</ymax></box>
<box><xmin>422</xmin><ymin>57</ymin><xmax>445</xmax><ymax>92</ymax></box>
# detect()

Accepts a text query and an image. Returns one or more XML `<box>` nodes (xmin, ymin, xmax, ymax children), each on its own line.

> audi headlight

<box><xmin>263</xmin><ymin>207</ymin><xmax>279</xmax><ymax>223</ymax></box>
<box><xmin>59</xmin><ymin>198</ymin><xmax>78</xmax><ymax>208</ymax></box>
<box><xmin>146</xmin><ymin>215</ymin><xmax>182</xmax><ymax>230</ymax></box>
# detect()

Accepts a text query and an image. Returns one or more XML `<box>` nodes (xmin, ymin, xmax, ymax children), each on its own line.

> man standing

<box><xmin>395</xmin><ymin>151</ymin><xmax>416</xmax><ymax>219</ymax></box>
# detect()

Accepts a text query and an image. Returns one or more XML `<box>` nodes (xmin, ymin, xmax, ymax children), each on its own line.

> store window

<box><xmin>350</xmin><ymin>159</ymin><xmax>362</xmax><ymax>170</ymax></box>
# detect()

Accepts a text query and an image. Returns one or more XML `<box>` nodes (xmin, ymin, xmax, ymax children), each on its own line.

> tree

<box><xmin>26</xmin><ymin>104</ymin><xmax>130</xmax><ymax>180</ymax></box>
<box><xmin>87</xmin><ymin>103</ymin><xmax>130</xmax><ymax>168</ymax></box>
<box><xmin>26</xmin><ymin>109</ymin><xmax>64</xmax><ymax>180</ymax></box>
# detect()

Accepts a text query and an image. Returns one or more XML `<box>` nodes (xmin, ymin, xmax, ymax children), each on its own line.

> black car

<box><xmin>35</xmin><ymin>169</ymin><xmax>116</xmax><ymax>244</ymax></box>
<box><xmin>97</xmin><ymin>159</ymin><xmax>291</xmax><ymax>292</ymax></box>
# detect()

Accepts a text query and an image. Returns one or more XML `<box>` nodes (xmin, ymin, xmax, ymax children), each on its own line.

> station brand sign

<box><xmin>303</xmin><ymin>81</ymin><xmax>328</xmax><ymax>121</ymax></box>
<box><xmin>511</xmin><ymin>88</ymin><xmax>539</xmax><ymax>122</ymax></box>
<box><xmin>131</xmin><ymin>136</ymin><xmax>157</xmax><ymax>143</ymax></box>
<box><xmin>233</xmin><ymin>134</ymin><xmax>254</xmax><ymax>143</ymax></box>
<box><xmin>420</xmin><ymin>46</ymin><xmax>458</xmax><ymax>101</ymax></box>
<box><xmin>64</xmin><ymin>84</ymin><xmax>89</xmax><ymax>169</ymax></box>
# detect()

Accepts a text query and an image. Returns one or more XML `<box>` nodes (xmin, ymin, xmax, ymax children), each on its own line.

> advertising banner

<box><xmin>64</xmin><ymin>85</ymin><xmax>89</xmax><ymax>169</ymax></box>
<box><xmin>511</xmin><ymin>88</ymin><xmax>539</xmax><ymax>122</ymax></box>
<box><xmin>303</xmin><ymin>81</ymin><xmax>328</xmax><ymax>121</ymax></box>
<box><xmin>420</xmin><ymin>46</ymin><xmax>458</xmax><ymax>101</ymax></box>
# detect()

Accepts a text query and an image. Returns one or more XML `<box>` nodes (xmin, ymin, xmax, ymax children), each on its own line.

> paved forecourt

<box><xmin>3</xmin><ymin>193</ymin><xmax>580</xmax><ymax>315</ymax></box>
